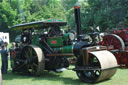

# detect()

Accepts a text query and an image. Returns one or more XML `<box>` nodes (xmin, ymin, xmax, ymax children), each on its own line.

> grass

<box><xmin>1</xmin><ymin>64</ymin><xmax>128</xmax><ymax>85</ymax></box>
<box><xmin>1</xmin><ymin>43</ymin><xmax>128</xmax><ymax>85</ymax></box>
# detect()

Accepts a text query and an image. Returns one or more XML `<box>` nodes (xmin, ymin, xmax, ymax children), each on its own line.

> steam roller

<box><xmin>73</xmin><ymin>2</ymin><xmax>118</xmax><ymax>82</ymax></box>
<box><xmin>10</xmin><ymin>1</ymin><xmax>118</xmax><ymax>83</ymax></box>
<box><xmin>20</xmin><ymin>45</ymin><xmax>118</xmax><ymax>82</ymax></box>
<box><xmin>74</xmin><ymin>46</ymin><xmax>118</xmax><ymax>83</ymax></box>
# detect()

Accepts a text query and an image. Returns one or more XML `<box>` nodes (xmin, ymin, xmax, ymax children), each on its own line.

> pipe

<box><xmin>74</xmin><ymin>2</ymin><xmax>81</xmax><ymax>41</ymax></box>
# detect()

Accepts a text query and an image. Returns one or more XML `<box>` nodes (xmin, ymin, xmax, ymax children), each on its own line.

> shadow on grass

<box><xmin>32</xmin><ymin>71</ymin><xmax>84</xmax><ymax>85</ymax></box>
<box><xmin>2</xmin><ymin>70</ymin><xmax>34</xmax><ymax>80</ymax></box>
<box><xmin>2</xmin><ymin>70</ymin><xmax>110</xmax><ymax>85</ymax></box>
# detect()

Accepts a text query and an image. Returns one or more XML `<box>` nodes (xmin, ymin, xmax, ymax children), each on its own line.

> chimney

<box><xmin>74</xmin><ymin>2</ymin><xmax>81</xmax><ymax>41</ymax></box>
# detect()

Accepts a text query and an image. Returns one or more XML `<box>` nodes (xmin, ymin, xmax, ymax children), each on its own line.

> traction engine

<box><xmin>102</xmin><ymin>28</ymin><xmax>128</xmax><ymax>68</ymax></box>
<box><xmin>10</xmin><ymin>2</ymin><xmax>118</xmax><ymax>83</ymax></box>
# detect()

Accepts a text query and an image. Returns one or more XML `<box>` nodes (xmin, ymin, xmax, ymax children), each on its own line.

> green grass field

<box><xmin>1</xmin><ymin>64</ymin><xmax>128</xmax><ymax>85</ymax></box>
<box><xmin>1</xmin><ymin>44</ymin><xmax>128</xmax><ymax>85</ymax></box>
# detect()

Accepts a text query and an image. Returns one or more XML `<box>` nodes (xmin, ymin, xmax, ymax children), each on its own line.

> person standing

<box><xmin>0</xmin><ymin>44</ymin><xmax>8</xmax><ymax>74</ymax></box>
<box><xmin>4</xmin><ymin>42</ymin><xmax>8</xmax><ymax>50</ymax></box>
<box><xmin>9</xmin><ymin>42</ymin><xmax>16</xmax><ymax>55</ymax></box>
<box><xmin>9</xmin><ymin>42</ymin><xmax>16</xmax><ymax>69</ymax></box>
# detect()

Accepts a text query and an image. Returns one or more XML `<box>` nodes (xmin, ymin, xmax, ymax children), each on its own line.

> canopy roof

<box><xmin>12</xmin><ymin>19</ymin><xmax>67</xmax><ymax>30</ymax></box>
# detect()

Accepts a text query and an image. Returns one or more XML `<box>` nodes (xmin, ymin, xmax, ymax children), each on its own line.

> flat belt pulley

<box><xmin>75</xmin><ymin>50</ymin><xmax>118</xmax><ymax>83</ymax></box>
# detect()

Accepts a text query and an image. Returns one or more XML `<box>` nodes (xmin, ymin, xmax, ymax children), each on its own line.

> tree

<box><xmin>86</xmin><ymin>0</ymin><xmax>128</xmax><ymax>31</ymax></box>
<box><xmin>0</xmin><ymin>0</ymin><xmax>17</xmax><ymax>31</ymax></box>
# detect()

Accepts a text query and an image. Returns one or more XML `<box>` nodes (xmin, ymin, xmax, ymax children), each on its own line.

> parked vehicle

<box><xmin>11</xmin><ymin>2</ymin><xmax>118</xmax><ymax>83</ymax></box>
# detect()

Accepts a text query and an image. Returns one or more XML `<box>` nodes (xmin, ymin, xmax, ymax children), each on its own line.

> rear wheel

<box><xmin>102</xmin><ymin>34</ymin><xmax>125</xmax><ymax>50</ymax></box>
<box><xmin>21</xmin><ymin>45</ymin><xmax>45</xmax><ymax>75</ymax></box>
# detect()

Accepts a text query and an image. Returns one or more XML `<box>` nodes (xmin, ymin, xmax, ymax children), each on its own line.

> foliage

<box><xmin>0</xmin><ymin>0</ymin><xmax>66</xmax><ymax>41</ymax></box>
<box><xmin>84</xmin><ymin>0</ymin><xmax>128</xmax><ymax>31</ymax></box>
<box><xmin>62</xmin><ymin>0</ymin><xmax>128</xmax><ymax>32</ymax></box>
<box><xmin>17</xmin><ymin>0</ymin><xmax>66</xmax><ymax>22</ymax></box>
<box><xmin>1</xmin><ymin>0</ymin><xmax>128</xmax><ymax>40</ymax></box>
<box><xmin>0</xmin><ymin>0</ymin><xmax>17</xmax><ymax>31</ymax></box>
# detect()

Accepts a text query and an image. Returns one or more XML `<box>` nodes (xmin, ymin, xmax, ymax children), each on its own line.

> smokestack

<box><xmin>74</xmin><ymin>2</ymin><xmax>81</xmax><ymax>41</ymax></box>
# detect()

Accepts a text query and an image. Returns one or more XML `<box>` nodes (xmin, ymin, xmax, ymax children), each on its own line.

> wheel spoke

<box><xmin>28</xmin><ymin>48</ymin><xmax>33</xmax><ymax>57</ymax></box>
<box><xmin>20</xmin><ymin>45</ymin><xmax>44</xmax><ymax>75</ymax></box>
<box><xmin>31</xmin><ymin>65</ymin><xmax>36</xmax><ymax>73</ymax></box>
<box><xmin>76</xmin><ymin>56</ymin><xmax>101</xmax><ymax>82</ymax></box>
<box><xmin>24</xmin><ymin>51</ymin><xmax>29</xmax><ymax>58</ymax></box>
<box><xmin>33</xmin><ymin>63</ymin><xmax>38</xmax><ymax>68</ymax></box>
<box><xmin>102</xmin><ymin>34</ymin><xmax>125</xmax><ymax>50</ymax></box>
<box><xmin>94</xmin><ymin>70</ymin><xmax>100</xmax><ymax>76</ymax></box>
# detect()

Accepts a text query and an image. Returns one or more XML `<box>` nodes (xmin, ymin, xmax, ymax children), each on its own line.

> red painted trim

<box><xmin>51</xmin><ymin>40</ymin><xmax>57</xmax><ymax>44</ymax></box>
<box><xmin>74</xmin><ymin>6</ymin><xmax>80</xmax><ymax>9</ymax></box>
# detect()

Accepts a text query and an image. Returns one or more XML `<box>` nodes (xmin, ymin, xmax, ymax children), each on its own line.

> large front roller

<box><xmin>75</xmin><ymin>50</ymin><xmax>118</xmax><ymax>83</ymax></box>
<box><xmin>21</xmin><ymin>45</ymin><xmax>45</xmax><ymax>75</ymax></box>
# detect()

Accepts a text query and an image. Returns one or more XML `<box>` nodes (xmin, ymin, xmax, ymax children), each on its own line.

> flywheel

<box><xmin>102</xmin><ymin>34</ymin><xmax>125</xmax><ymax>50</ymax></box>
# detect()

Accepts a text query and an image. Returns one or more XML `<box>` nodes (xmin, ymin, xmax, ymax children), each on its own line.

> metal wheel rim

<box><xmin>102</xmin><ymin>34</ymin><xmax>125</xmax><ymax>50</ymax></box>
<box><xmin>21</xmin><ymin>45</ymin><xmax>45</xmax><ymax>75</ymax></box>
<box><xmin>76</xmin><ymin>50</ymin><xmax>118</xmax><ymax>83</ymax></box>
<box><xmin>76</xmin><ymin>56</ymin><xmax>101</xmax><ymax>83</ymax></box>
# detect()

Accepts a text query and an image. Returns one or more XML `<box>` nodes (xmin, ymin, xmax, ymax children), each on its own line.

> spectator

<box><xmin>9</xmin><ymin>42</ymin><xmax>16</xmax><ymax>68</ymax></box>
<box><xmin>9</xmin><ymin>42</ymin><xmax>16</xmax><ymax>51</ymax></box>
<box><xmin>0</xmin><ymin>45</ymin><xmax>8</xmax><ymax>74</ymax></box>
<box><xmin>4</xmin><ymin>42</ymin><xmax>8</xmax><ymax>50</ymax></box>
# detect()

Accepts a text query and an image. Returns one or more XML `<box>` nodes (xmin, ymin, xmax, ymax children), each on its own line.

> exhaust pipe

<box><xmin>74</xmin><ymin>2</ymin><xmax>81</xmax><ymax>41</ymax></box>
